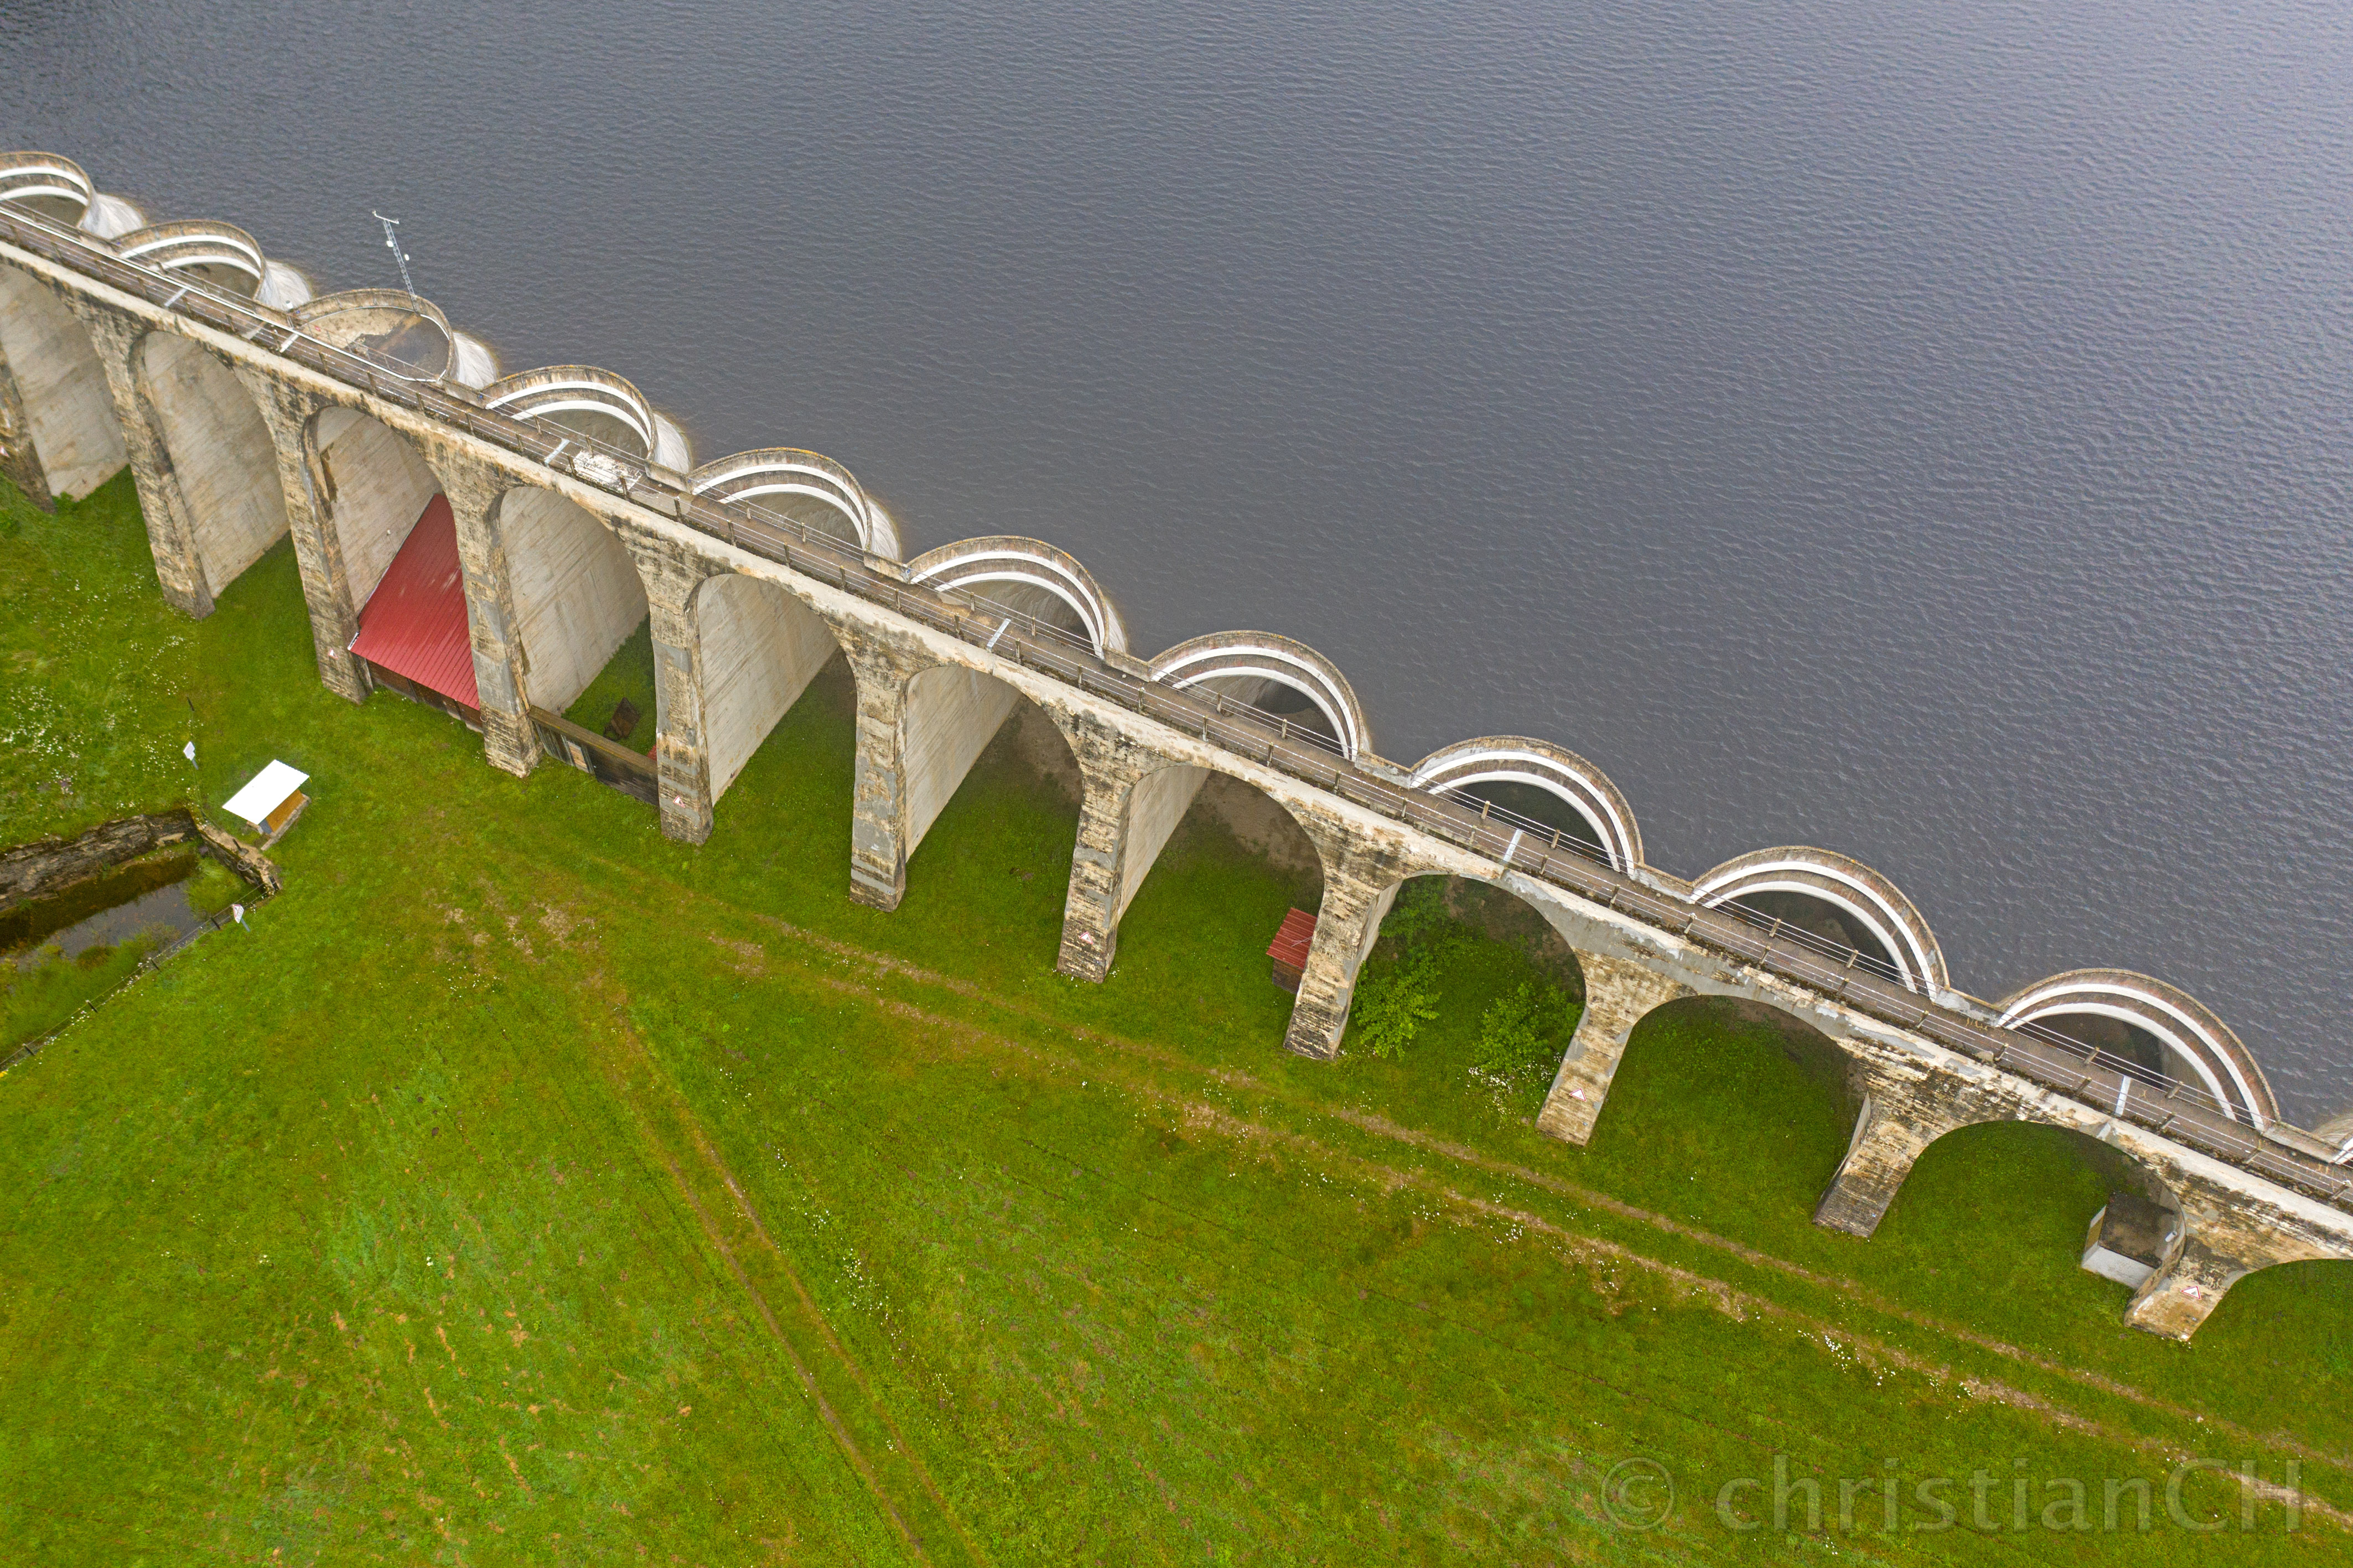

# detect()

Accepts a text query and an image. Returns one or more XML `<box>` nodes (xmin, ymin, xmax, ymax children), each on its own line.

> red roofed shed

<box><xmin>1267</xmin><ymin>907</ymin><xmax>1317</xmax><ymax>993</ymax></box>
<box><xmin>348</xmin><ymin>495</ymin><xmax>483</xmax><ymax>727</ymax></box>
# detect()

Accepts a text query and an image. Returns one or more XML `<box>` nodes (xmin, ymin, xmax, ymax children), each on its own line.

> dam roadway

<box><xmin>2</xmin><ymin>170</ymin><xmax>2349</xmax><ymax>1339</ymax></box>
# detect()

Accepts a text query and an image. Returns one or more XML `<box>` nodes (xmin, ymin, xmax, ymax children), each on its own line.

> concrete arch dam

<box><xmin>4</xmin><ymin>167</ymin><xmax>2351</xmax><ymax>1341</ymax></box>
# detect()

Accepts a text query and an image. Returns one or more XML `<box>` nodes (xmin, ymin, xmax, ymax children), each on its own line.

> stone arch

<box><xmin>493</xmin><ymin>486</ymin><xmax>649</xmax><ymax>713</ymax></box>
<box><xmin>0</xmin><ymin>152</ymin><xmax>147</xmax><ymax>240</ymax></box>
<box><xmin>1149</xmin><ymin>631</ymin><xmax>1371</xmax><ymax>760</ymax></box>
<box><xmin>896</xmin><ymin>662</ymin><xmax>1086</xmax><ymax>871</ymax></box>
<box><xmin>690</xmin><ymin>447</ymin><xmax>895</xmax><ymax>557</ymax></box>
<box><xmin>1348</xmin><ymin>869</ymin><xmax>1590</xmax><ymax>1064</ymax></box>
<box><xmin>133</xmin><ymin>330</ymin><xmax>288</xmax><ymax>598</ymax></box>
<box><xmin>905</xmin><ymin>536</ymin><xmax>1127</xmax><ymax>657</ymax></box>
<box><xmin>0</xmin><ymin>260</ymin><xmax>127</xmax><ymax>501</ymax></box>
<box><xmin>1128</xmin><ymin>764</ymin><xmax>1323</xmax><ymax>925</ymax></box>
<box><xmin>1873</xmin><ymin>1115</ymin><xmax>2186</xmax><ymax>1295</ymax></box>
<box><xmin>294</xmin><ymin>405</ymin><xmax>487</xmax><ymax>725</ymax></box>
<box><xmin>691</xmin><ymin>572</ymin><xmax>846</xmax><ymax>804</ymax></box>
<box><xmin>1996</xmin><ymin>970</ymin><xmax>2278</xmax><ymax>1127</ymax></box>
<box><xmin>1690</xmin><ymin>846</ymin><xmax>1949</xmax><ymax>995</ymax></box>
<box><xmin>306</xmin><ymin>406</ymin><xmax>443</xmax><ymax>612</ymax></box>
<box><xmin>1407</xmin><ymin>737</ymin><xmax>1641</xmax><ymax>873</ymax></box>
<box><xmin>2188</xmin><ymin>1256</ymin><xmax>2353</xmax><ymax>1344</ymax></box>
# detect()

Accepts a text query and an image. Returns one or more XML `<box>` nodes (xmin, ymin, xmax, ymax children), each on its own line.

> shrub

<box><xmin>1351</xmin><ymin>951</ymin><xmax>1440</xmax><ymax>1060</ymax></box>
<box><xmin>1472</xmin><ymin>980</ymin><xmax>1575</xmax><ymax>1086</ymax></box>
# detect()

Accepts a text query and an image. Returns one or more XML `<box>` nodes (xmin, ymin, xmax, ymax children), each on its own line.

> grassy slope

<box><xmin>2</xmin><ymin>474</ymin><xmax>2349</xmax><ymax>1564</ymax></box>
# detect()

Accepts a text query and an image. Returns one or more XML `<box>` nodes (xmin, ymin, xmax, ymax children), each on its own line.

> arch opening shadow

<box><xmin>1345</xmin><ymin>873</ymin><xmax>1589</xmax><ymax>1108</ymax></box>
<box><xmin>1457</xmin><ymin>781</ymin><xmax>1608</xmax><ymax>860</ymax></box>
<box><xmin>310</xmin><ymin>407</ymin><xmax>481</xmax><ymax>729</ymax></box>
<box><xmin>696</xmin><ymin>574</ymin><xmax>844</xmax><ymax>807</ymax></box>
<box><xmin>497</xmin><ymin>487</ymin><xmax>649</xmax><ymax>715</ymax></box>
<box><xmin>1113</xmin><ymin>768</ymin><xmax>1326</xmax><ymax>999</ymax></box>
<box><xmin>1868</xmin><ymin>1119</ymin><xmax>2185</xmax><ymax>1333</ymax></box>
<box><xmin>0</xmin><ymin>262</ymin><xmax>125</xmax><ymax>501</ymax></box>
<box><xmin>1585</xmin><ymin>995</ymin><xmax>1863</xmax><ymax>1237</ymax></box>
<box><xmin>892</xmin><ymin>671</ymin><xmax>1086</xmax><ymax>965</ymax></box>
<box><xmin>1693</xmin><ymin>848</ymin><xmax>1948</xmax><ymax>994</ymax></box>
<box><xmin>1725</xmin><ymin>889</ymin><xmax>1901</xmax><ymax>974</ymax></box>
<box><xmin>1149</xmin><ymin>633</ymin><xmax>1370</xmax><ymax>760</ymax></box>
<box><xmin>1996</xmin><ymin>970</ymin><xmax>2277</xmax><ymax>1126</ymax></box>
<box><xmin>901</xmin><ymin>666</ymin><xmax>1080</xmax><ymax>866</ymax></box>
<box><xmin>136</xmin><ymin>332</ymin><xmax>286</xmax><ymax>597</ymax></box>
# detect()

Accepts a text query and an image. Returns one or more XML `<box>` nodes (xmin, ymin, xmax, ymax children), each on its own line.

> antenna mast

<box><xmin>372</xmin><ymin>210</ymin><xmax>418</xmax><ymax>300</ymax></box>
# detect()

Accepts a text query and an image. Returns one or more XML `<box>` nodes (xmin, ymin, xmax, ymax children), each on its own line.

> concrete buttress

<box><xmin>839</xmin><ymin>637</ymin><xmax>924</xmax><ymax>909</ymax></box>
<box><xmin>627</xmin><ymin>540</ymin><xmax>716</xmax><ymax>844</ymax></box>
<box><xmin>1534</xmin><ymin>953</ymin><xmax>1694</xmax><ymax>1144</ymax></box>
<box><xmin>1281</xmin><ymin>839</ymin><xmax>1395</xmax><ymax>1059</ymax></box>
<box><xmin>442</xmin><ymin>470</ymin><xmax>538</xmax><ymax>776</ymax></box>
<box><xmin>1811</xmin><ymin>1069</ymin><xmax>2013</xmax><ymax>1237</ymax></box>
<box><xmin>1053</xmin><ymin>711</ymin><xmax>1210</xmax><ymax>980</ymax></box>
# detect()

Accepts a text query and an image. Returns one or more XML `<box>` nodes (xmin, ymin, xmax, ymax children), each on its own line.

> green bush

<box><xmin>1351</xmin><ymin>950</ymin><xmax>1440</xmax><ymax>1060</ymax></box>
<box><xmin>1471</xmin><ymin>978</ymin><xmax>1574</xmax><ymax>1087</ymax></box>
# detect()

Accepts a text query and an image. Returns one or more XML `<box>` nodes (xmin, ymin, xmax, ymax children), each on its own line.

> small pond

<box><xmin>2</xmin><ymin>850</ymin><xmax>252</xmax><ymax>1053</ymax></box>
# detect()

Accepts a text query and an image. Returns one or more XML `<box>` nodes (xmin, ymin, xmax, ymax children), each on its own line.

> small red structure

<box><xmin>1267</xmin><ymin>907</ymin><xmax>1318</xmax><ymax>993</ymax></box>
<box><xmin>348</xmin><ymin>495</ymin><xmax>483</xmax><ymax>726</ymax></box>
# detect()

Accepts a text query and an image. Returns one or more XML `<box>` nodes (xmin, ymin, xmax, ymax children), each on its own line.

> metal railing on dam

<box><xmin>4</xmin><ymin>203</ymin><xmax>2346</xmax><ymax>1217</ymax></box>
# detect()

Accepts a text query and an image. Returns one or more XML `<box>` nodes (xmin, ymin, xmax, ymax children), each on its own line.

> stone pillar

<box><xmin>1811</xmin><ymin>1069</ymin><xmax>2012</xmax><ymax>1237</ymax></box>
<box><xmin>629</xmin><ymin>542</ymin><xmax>715</xmax><ymax>844</ymax></box>
<box><xmin>2123</xmin><ymin>1203</ymin><xmax>2338</xmax><ymax>1341</ymax></box>
<box><xmin>66</xmin><ymin>305</ymin><xmax>214</xmax><ymax>618</ymax></box>
<box><xmin>442</xmin><ymin>470</ymin><xmax>537</xmax><ymax>777</ymax></box>
<box><xmin>839</xmin><ymin>637</ymin><xmax>924</xmax><ymax>910</ymax></box>
<box><xmin>1282</xmin><ymin>842</ymin><xmax>1396</xmax><ymax>1060</ymax></box>
<box><xmin>1534</xmin><ymin>953</ymin><xmax>1693</xmax><ymax>1145</ymax></box>
<box><xmin>0</xmin><ymin>352</ymin><xmax>50</xmax><ymax>509</ymax></box>
<box><xmin>1056</xmin><ymin>758</ymin><xmax>1139</xmax><ymax>979</ymax></box>
<box><xmin>233</xmin><ymin>370</ymin><xmax>369</xmax><ymax>703</ymax></box>
<box><xmin>1053</xmin><ymin>715</ymin><xmax>1209</xmax><ymax>981</ymax></box>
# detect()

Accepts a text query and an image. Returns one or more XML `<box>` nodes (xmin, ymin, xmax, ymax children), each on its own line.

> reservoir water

<box><xmin>10</xmin><ymin>1</ymin><xmax>2351</xmax><ymax>1120</ymax></box>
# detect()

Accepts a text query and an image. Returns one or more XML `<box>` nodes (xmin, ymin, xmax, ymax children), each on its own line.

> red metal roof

<box><xmin>1267</xmin><ymin>907</ymin><xmax>1318</xmax><ymax>969</ymax></box>
<box><xmin>348</xmin><ymin>494</ymin><xmax>479</xmax><ymax>710</ymax></box>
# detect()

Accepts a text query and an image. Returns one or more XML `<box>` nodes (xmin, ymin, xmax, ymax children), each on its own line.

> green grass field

<box><xmin>3</xmin><ymin>472</ymin><xmax>2350</xmax><ymax>1564</ymax></box>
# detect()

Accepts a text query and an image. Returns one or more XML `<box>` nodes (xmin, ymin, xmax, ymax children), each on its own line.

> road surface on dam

<box><xmin>11</xmin><ymin>0</ymin><xmax>2353</xmax><ymax>1122</ymax></box>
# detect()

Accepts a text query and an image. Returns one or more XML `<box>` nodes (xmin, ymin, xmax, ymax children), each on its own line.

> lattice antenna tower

<box><xmin>372</xmin><ymin>210</ymin><xmax>418</xmax><ymax>300</ymax></box>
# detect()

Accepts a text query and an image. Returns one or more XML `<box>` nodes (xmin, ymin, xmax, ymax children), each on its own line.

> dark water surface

<box><xmin>11</xmin><ymin>1</ymin><xmax>2351</xmax><ymax>1119</ymax></box>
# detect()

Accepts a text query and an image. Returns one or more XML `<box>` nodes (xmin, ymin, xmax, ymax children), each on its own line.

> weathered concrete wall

<box><xmin>699</xmin><ymin>572</ymin><xmax>837</xmax><ymax>799</ymax></box>
<box><xmin>1118</xmin><ymin>764</ymin><xmax>1208</xmax><ymax>918</ymax></box>
<box><xmin>500</xmin><ymin>484</ymin><xmax>647</xmax><ymax>713</ymax></box>
<box><xmin>313</xmin><ymin>406</ymin><xmax>439</xmax><ymax>608</ymax></box>
<box><xmin>135</xmin><ymin>331</ymin><xmax>287</xmax><ymax>596</ymax></box>
<box><xmin>0</xmin><ymin>262</ymin><xmax>124</xmax><ymax>503</ymax></box>
<box><xmin>903</xmin><ymin>663</ymin><xmax>1022</xmax><ymax>854</ymax></box>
